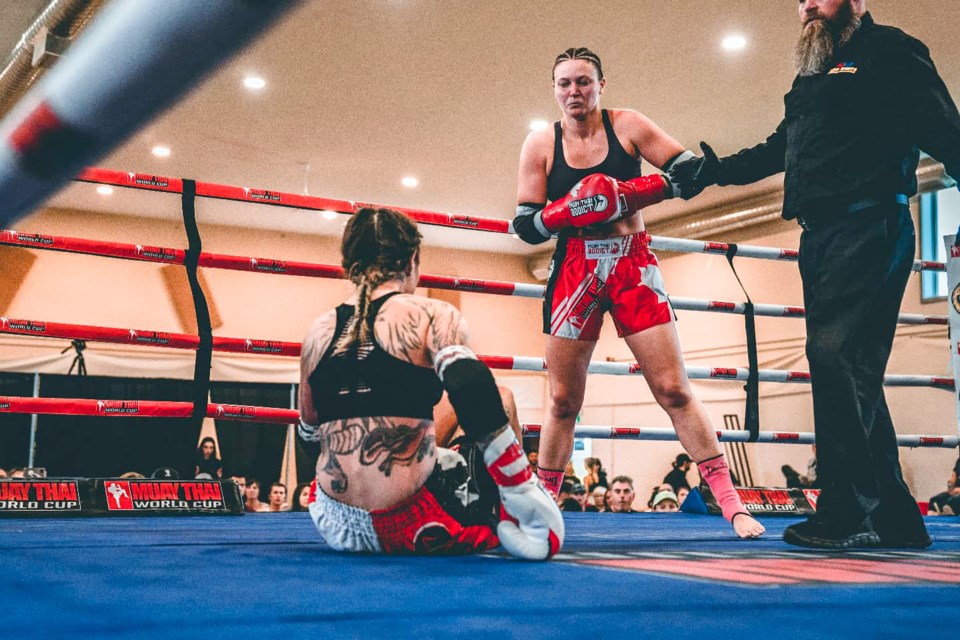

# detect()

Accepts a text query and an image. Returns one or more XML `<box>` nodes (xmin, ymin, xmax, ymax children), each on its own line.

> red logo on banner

<box><xmin>779</xmin><ymin>249</ymin><xmax>799</xmax><ymax>259</ymax></box>
<box><xmin>0</xmin><ymin>397</ymin><xmax>10</xmax><ymax>410</ymax></box>
<box><xmin>215</xmin><ymin>404</ymin><xmax>256</xmax><ymax>420</ymax></box>
<box><xmin>773</xmin><ymin>433</ymin><xmax>801</xmax><ymax>442</ymax></box>
<box><xmin>710</xmin><ymin>368</ymin><xmax>738</xmax><ymax>379</ymax></box>
<box><xmin>611</xmin><ymin>427</ymin><xmax>641</xmax><ymax>437</ymax></box>
<box><xmin>96</xmin><ymin>401</ymin><xmax>140</xmax><ymax>415</ymax></box>
<box><xmin>245</xmin><ymin>189</ymin><xmax>281</xmax><ymax>202</ymax></box>
<box><xmin>703</xmin><ymin>242</ymin><xmax>728</xmax><ymax>253</ymax></box>
<box><xmin>803</xmin><ymin>489</ymin><xmax>820</xmax><ymax>509</ymax></box>
<box><xmin>782</xmin><ymin>307</ymin><xmax>805</xmax><ymax>316</ymax></box>
<box><xmin>104</xmin><ymin>481</ymin><xmax>133</xmax><ymax>510</ymax></box>
<box><xmin>249</xmin><ymin>258</ymin><xmax>288</xmax><ymax>273</ymax></box>
<box><xmin>129</xmin><ymin>173</ymin><xmax>169</xmax><ymax>188</ymax></box>
<box><xmin>524</xmin><ymin>424</ymin><xmax>542</xmax><ymax>435</ymax></box>
<box><xmin>786</xmin><ymin>371</ymin><xmax>811</xmax><ymax>381</ymax></box>
<box><xmin>451</xmin><ymin>216</ymin><xmax>480</xmax><ymax>227</ymax></box>
<box><xmin>452</xmin><ymin>278</ymin><xmax>485</xmax><ymax>291</ymax></box>
<box><xmin>708</xmin><ymin>301</ymin><xmax>736</xmax><ymax>311</ymax></box>
<box><xmin>244</xmin><ymin>339</ymin><xmax>283</xmax><ymax>353</ymax></box>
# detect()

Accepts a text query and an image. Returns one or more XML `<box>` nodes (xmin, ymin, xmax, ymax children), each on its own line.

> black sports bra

<box><xmin>308</xmin><ymin>292</ymin><xmax>443</xmax><ymax>423</ymax></box>
<box><xmin>546</xmin><ymin>109</ymin><xmax>643</xmax><ymax>202</ymax></box>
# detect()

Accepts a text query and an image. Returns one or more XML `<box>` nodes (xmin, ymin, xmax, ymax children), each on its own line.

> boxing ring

<box><xmin>4</xmin><ymin>165</ymin><xmax>960</xmax><ymax>639</ymax></box>
<box><xmin>1</xmin><ymin>3</ymin><xmax>960</xmax><ymax>636</ymax></box>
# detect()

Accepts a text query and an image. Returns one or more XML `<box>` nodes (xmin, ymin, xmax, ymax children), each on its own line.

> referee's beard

<box><xmin>795</xmin><ymin>0</ymin><xmax>861</xmax><ymax>77</ymax></box>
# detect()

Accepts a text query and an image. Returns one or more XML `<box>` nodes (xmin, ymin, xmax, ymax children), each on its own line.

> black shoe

<box><xmin>783</xmin><ymin>516</ymin><xmax>880</xmax><ymax>549</ymax></box>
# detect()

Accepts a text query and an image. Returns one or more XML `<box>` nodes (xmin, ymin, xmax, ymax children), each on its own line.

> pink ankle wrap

<box><xmin>698</xmin><ymin>455</ymin><xmax>747</xmax><ymax>522</ymax></box>
<box><xmin>536</xmin><ymin>468</ymin><xmax>564</xmax><ymax>499</ymax></box>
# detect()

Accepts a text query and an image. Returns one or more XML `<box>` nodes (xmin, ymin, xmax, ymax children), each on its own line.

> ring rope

<box><xmin>0</xmin><ymin>230</ymin><xmax>947</xmax><ymax>326</ymax></box>
<box><xmin>73</xmin><ymin>168</ymin><xmax>946</xmax><ymax>273</ymax></box>
<box><xmin>1</xmin><ymin>316</ymin><xmax>953</xmax><ymax>390</ymax></box>
<box><xmin>0</xmin><ymin>395</ymin><xmax>955</xmax><ymax>448</ymax></box>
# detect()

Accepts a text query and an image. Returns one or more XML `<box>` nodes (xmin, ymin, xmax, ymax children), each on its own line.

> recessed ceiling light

<box><xmin>321</xmin><ymin>210</ymin><xmax>337</xmax><ymax>220</ymax></box>
<box><xmin>722</xmin><ymin>34</ymin><xmax>747</xmax><ymax>51</ymax></box>
<box><xmin>96</xmin><ymin>185</ymin><xmax>113</xmax><ymax>196</ymax></box>
<box><xmin>401</xmin><ymin>176</ymin><xmax>418</xmax><ymax>188</ymax></box>
<box><xmin>529</xmin><ymin>119</ymin><xmax>550</xmax><ymax>132</ymax></box>
<box><xmin>243</xmin><ymin>76</ymin><xmax>266</xmax><ymax>90</ymax></box>
<box><xmin>152</xmin><ymin>145</ymin><xmax>171</xmax><ymax>158</ymax></box>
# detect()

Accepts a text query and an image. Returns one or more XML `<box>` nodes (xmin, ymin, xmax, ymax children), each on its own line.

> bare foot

<box><xmin>732</xmin><ymin>513</ymin><xmax>765</xmax><ymax>539</ymax></box>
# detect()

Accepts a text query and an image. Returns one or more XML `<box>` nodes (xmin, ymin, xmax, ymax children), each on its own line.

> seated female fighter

<box><xmin>298</xmin><ymin>207</ymin><xmax>563</xmax><ymax>559</ymax></box>
<box><xmin>513</xmin><ymin>46</ymin><xmax>764</xmax><ymax>539</ymax></box>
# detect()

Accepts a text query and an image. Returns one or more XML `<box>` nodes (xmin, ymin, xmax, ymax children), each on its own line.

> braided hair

<box><xmin>334</xmin><ymin>207</ymin><xmax>422</xmax><ymax>354</ymax></box>
<box><xmin>553</xmin><ymin>47</ymin><xmax>603</xmax><ymax>81</ymax></box>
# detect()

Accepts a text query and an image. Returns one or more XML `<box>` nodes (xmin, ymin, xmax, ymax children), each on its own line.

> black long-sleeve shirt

<box><xmin>716</xmin><ymin>12</ymin><xmax>960</xmax><ymax>220</ymax></box>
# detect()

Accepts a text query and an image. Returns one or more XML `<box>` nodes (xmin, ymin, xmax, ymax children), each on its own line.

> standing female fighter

<box><xmin>513</xmin><ymin>47</ymin><xmax>764</xmax><ymax>538</ymax></box>
<box><xmin>298</xmin><ymin>207</ymin><xmax>563</xmax><ymax>558</ymax></box>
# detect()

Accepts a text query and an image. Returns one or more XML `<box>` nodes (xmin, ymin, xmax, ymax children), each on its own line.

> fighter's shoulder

<box><xmin>521</xmin><ymin>125</ymin><xmax>555</xmax><ymax>158</ymax></box>
<box><xmin>385</xmin><ymin>294</ymin><xmax>461</xmax><ymax>323</ymax></box>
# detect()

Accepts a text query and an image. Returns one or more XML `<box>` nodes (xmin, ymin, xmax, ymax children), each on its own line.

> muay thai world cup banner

<box><xmin>697</xmin><ymin>486</ymin><xmax>819</xmax><ymax>516</ymax></box>
<box><xmin>944</xmin><ymin>235</ymin><xmax>960</xmax><ymax>431</ymax></box>
<box><xmin>0</xmin><ymin>479</ymin><xmax>243</xmax><ymax>517</ymax></box>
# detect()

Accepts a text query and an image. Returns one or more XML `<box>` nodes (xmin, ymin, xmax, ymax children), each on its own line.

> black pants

<box><xmin>798</xmin><ymin>203</ymin><xmax>926</xmax><ymax>537</ymax></box>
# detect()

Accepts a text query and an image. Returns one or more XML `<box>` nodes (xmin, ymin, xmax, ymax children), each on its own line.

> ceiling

<box><xmin>5</xmin><ymin>0</ymin><xmax>960</xmax><ymax>254</ymax></box>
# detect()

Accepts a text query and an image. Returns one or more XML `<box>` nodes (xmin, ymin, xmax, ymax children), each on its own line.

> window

<box><xmin>920</xmin><ymin>188</ymin><xmax>960</xmax><ymax>301</ymax></box>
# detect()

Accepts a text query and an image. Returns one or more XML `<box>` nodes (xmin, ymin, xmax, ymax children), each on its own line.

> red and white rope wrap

<box><xmin>0</xmin><ymin>230</ymin><xmax>947</xmax><ymax>326</ymax></box>
<box><xmin>73</xmin><ymin>168</ymin><xmax>945</xmax><ymax>273</ymax></box>
<box><xmin>1</xmin><ymin>396</ymin><xmax>955</xmax><ymax>448</ymax></box>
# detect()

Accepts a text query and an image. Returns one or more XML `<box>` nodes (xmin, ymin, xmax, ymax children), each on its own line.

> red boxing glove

<box><xmin>540</xmin><ymin>173</ymin><xmax>673</xmax><ymax>233</ymax></box>
<box><xmin>619</xmin><ymin>174</ymin><xmax>674</xmax><ymax>211</ymax></box>
<box><xmin>540</xmin><ymin>173</ymin><xmax>627</xmax><ymax>232</ymax></box>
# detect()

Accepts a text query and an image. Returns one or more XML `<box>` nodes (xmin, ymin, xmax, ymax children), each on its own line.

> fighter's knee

<box><xmin>805</xmin><ymin>332</ymin><xmax>846</xmax><ymax>368</ymax></box>
<box><xmin>652</xmin><ymin>384</ymin><xmax>693</xmax><ymax>412</ymax></box>
<box><xmin>548</xmin><ymin>390</ymin><xmax>582</xmax><ymax>421</ymax></box>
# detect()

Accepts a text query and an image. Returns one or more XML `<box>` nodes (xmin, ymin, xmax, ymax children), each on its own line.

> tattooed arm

<box><xmin>299</xmin><ymin>311</ymin><xmax>337</xmax><ymax>427</ymax></box>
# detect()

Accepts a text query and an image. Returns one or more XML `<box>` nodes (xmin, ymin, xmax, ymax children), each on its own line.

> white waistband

<box><xmin>308</xmin><ymin>488</ymin><xmax>381</xmax><ymax>553</ymax></box>
<box><xmin>583</xmin><ymin>237</ymin><xmax>630</xmax><ymax>258</ymax></box>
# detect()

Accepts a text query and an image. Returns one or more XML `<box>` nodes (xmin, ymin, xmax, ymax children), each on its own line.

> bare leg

<box><xmin>625</xmin><ymin>322</ymin><xmax>765</xmax><ymax>539</ymax></box>
<box><xmin>539</xmin><ymin>335</ymin><xmax>597</xmax><ymax>472</ymax></box>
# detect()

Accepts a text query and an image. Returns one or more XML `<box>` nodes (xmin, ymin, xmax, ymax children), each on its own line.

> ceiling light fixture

<box><xmin>321</xmin><ymin>210</ymin><xmax>337</xmax><ymax>220</ymax></box>
<box><xmin>243</xmin><ymin>76</ymin><xmax>266</xmax><ymax>90</ymax></box>
<box><xmin>722</xmin><ymin>34</ymin><xmax>747</xmax><ymax>51</ymax></box>
<box><xmin>529</xmin><ymin>119</ymin><xmax>550</xmax><ymax>132</ymax></box>
<box><xmin>401</xmin><ymin>176</ymin><xmax>418</xmax><ymax>188</ymax></box>
<box><xmin>152</xmin><ymin>145</ymin><xmax>171</xmax><ymax>158</ymax></box>
<box><xmin>96</xmin><ymin>185</ymin><xmax>113</xmax><ymax>196</ymax></box>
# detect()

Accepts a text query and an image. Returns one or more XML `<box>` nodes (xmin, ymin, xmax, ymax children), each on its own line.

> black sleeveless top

<box><xmin>546</xmin><ymin>109</ymin><xmax>643</xmax><ymax>202</ymax></box>
<box><xmin>308</xmin><ymin>292</ymin><xmax>443</xmax><ymax>423</ymax></box>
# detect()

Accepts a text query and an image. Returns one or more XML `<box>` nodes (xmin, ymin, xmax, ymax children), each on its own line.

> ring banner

<box><xmin>944</xmin><ymin>234</ymin><xmax>960</xmax><ymax>435</ymax></box>
<box><xmin>0</xmin><ymin>478</ymin><xmax>243</xmax><ymax>517</ymax></box>
<box><xmin>691</xmin><ymin>485</ymin><xmax>819</xmax><ymax>516</ymax></box>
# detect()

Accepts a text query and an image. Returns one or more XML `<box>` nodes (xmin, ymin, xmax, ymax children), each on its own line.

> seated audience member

<box><xmin>676</xmin><ymin>486</ymin><xmax>689</xmax><ymax>507</ymax></box>
<box><xmin>563</xmin><ymin>461</ymin><xmax>580</xmax><ymax>487</ymax></box>
<box><xmin>647</xmin><ymin>483</ymin><xmax>674</xmax><ymax>510</ymax></box>
<box><xmin>0</xmin><ymin>468</ymin><xmax>8</xmax><ymax>478</ymax></box>
<box><xmin>652</xmin><ymin>490</ymin><xmax>680</xmax><ymax>512</ymax></box>
<box><xmin>229</xmin><ymin>475</ymin><xmax>247</xmax><ymax>494</ymax></box>
<box><xmin>929</xmin><ymin>458</ymin><xmax>960</xmax><ymax>515</ymax></box>
<box><xmin>607</xmin><ymin>476</ymin><xmax>640</xmax><ymax>513</ymax></box>
<box><xmin>244</xmin><ymin>478</ymin><xmax>268</xmax><ymax>513</ymax></box>
<box><xmin>194</xmin><ymin>437</ymin><xmax>223</xmax><ymax>479</ymax></box>
<box><xmin>9</xmin><ymin>468</ymin><xmax>25</xmax><ymax>478</ymax></box>
<box><xmin>153</xmin><ymin>467</ymin><xmax>179</xmax><ymax>480</ymax></box>
<box><xmin>527</xmin><ymin>450</ymin><xmax>539</xmax><ymax>472</ymax></box>
<box><xmin>582</xmin><ymin>457</ymin><xmax>609</xmax><ymax>493</ymax></box>
<box><xmin>119</xmin><ymin>471</ymin><xmax>145</xmax><ymax>479</ymax></box>
<box><xmin>268</xmin><ymin>482</ymin><xmax>290</xmax><ymax>512</ymax></box>
<box><xmin>560</xmin><ymin>497</ymin><xmax>583</xmax><ymax>512</ymax></box>
<box><xmin>291</xmin><ymin>482</ymin><xmax>312</xmax><ymax>512</ymax></box>
<box><xmin>663</xmin><ymin>454</ymin><xmax>693</xmax><ymax>493</ymax></box>
<box><xmin>586</xmin><ymin>486</ymin><xmax>607</xmax><ymax>512</ymax></box>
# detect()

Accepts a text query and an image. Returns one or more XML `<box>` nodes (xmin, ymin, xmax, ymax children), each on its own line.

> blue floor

<box><xmin>4</xmin><ymin>513</ymin><xmax>959</xmax><ymax>639</ymax></box>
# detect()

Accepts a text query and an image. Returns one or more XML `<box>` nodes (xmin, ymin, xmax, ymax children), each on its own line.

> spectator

<box><xmin>527</xmin><ymin>450</ymin><xmax>539</xmax><ymax>472</ymax></box>
<box><xmin>291</xmin><ymin>482</ymin><xmax>312</xmax><ymax>512</ymax></box>
<box><xmin>0</xmin><ymin>468</ymin><xmax>8</xmax><ymax>478</ymax></box>
<box><xmin>244</xmin><ymin>478</ymin><xmax>268</xmax><ymax>513</ymax></box>
<box><xmin>119</xmin><ymin>471</ymin><xmax>145</xmax><ymax>479</ymax></box>
<box><xmin>676</xmin><ymin>486</ymin><xmax>689</xmax><ymax>507</ymax></box>
<box><xmin>781</xmin><ymin>465</ymin><xmax>809</xmax><ymax>489</ymax></box>
<box><xmin>652</xmin><ymin>490</ymin><xmax>680</xmax><ymax>512</ymax></box>
<box><xmin>582</xmin><ymin>457</ymin><xmax>609</xmax><ymax>493</ymax></box>
<box><xmin>607</xmin><ymin>476</ymin><xmax>640</xmax><ymax>513</ymax></box>
<box><xmin>267</xmin><ymin>482</ymin><xmax>290</xmax><ymax>512</ymax></box>
<box><xmin>229</xmin><ymin>474</ymin><xmax>247</xmax><ymax>495</ymax></box>
<box><xmin>663</xmin><ymin>454</ymin><xmax>693</xmax><ymax>493</ymax></box>
<box><xmin>559</xmin><ymin>496</ymin><xmax>583</xmax><ymax>512</ymax></box>
<box><xmin>929</xmin><ymin>458</ymin><xmax>960</xmax><ymax>515</ymax></box>
<box><xmin>9</xmin><ymin>468</ymin><xmax>24</xmax><ymax>478</ymax></box>
<box><xmin>194</xmin><ymin>437</ymin><xmax>223</xmax><ymax>479</ymax></box>
<box><xmin>563</xmin><ymin>461</ymin><xmax>580</xmax><ymax>486</ymax></box>
<box><xmin>586</xmin><ymin>486</ymin><xmax>606</xmax><ymax>512</ymax></box>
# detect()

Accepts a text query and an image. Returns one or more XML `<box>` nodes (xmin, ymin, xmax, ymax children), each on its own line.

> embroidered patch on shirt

<box><xmin>828</xmin><ymin>61</ymin><xmax>858</xmax><ymax>74</ymax></box>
